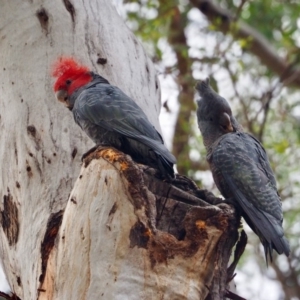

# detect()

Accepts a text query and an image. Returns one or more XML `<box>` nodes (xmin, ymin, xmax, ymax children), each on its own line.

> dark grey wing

<box><xmin>246</xmin><ymin>134</ymin><xmax>277</xmax><ymax>188</ymax></box>
<box><xmin>74</xmin><ymin>83</ymin><xmax>176</xmax><ymax>164</ymax></box>
<box><xmin>212</xmin><ymin>133</ymin><xmax>289</xmax><ymax>260</ymax></box>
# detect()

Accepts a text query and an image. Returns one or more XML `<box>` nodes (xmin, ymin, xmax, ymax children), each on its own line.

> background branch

<box><xmin>190</xmin><ymin>0</ymin><xmax>300</xmax><ymax>88</ymax></box>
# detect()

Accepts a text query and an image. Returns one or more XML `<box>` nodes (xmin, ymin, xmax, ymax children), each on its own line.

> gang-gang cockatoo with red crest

<box><xmin>52</xmin><ymin>57</ymin><xmax>176</xmax><ymax>178</ymax></box>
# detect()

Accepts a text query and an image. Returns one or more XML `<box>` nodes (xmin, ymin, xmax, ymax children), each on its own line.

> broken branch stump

<box><xmin>39</xmin><ymin>148</ymin><xmax>240</xmax><ymax>300</ymax></box>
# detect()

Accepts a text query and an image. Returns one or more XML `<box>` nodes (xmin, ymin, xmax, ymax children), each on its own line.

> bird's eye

<box><xmin>66</xmin><ymin>79</ymin><xmax>72</xmax><ymax>85</ymax></box>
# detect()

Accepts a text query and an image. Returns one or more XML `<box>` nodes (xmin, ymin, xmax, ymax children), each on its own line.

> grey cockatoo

<box><xmin>52</xmin><ymin>57</ymin><xmax>176</xmax><ymax>178</ymax></box>
<box><xmin>196</xmin><ymin>78</ymin><xmax>290</xmax><ymax>263</ymax></box>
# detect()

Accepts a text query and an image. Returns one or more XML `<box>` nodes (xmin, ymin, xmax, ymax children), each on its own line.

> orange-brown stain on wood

<box><xmin>196</xmin><ymin>220</ymin><xmax>206</xmax><ymax>229</ymax></box>
<box><xmin>84</xmin><ymin>147</ymin><xmax>130</xmax><ymax>171</ymax></box>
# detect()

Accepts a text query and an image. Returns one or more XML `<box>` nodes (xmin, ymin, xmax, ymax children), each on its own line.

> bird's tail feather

<box><xmin>261</xmin><ymin>211</ymin><xmax>290</xmax><ymax>257</ymax></box>
<box><xmin>155</xmin><ymin>152</ymin><xmax>175</xmax><ymax>178</ymax></box>
<box><xmin>226</xmin><ymin>177</ymin><xmax>290</xmax><ymax>263</ymax></box>
<box><xmin>138</xmin><ymin>136</ymin><xmax>176</xmax><ymax>177</ymax></box>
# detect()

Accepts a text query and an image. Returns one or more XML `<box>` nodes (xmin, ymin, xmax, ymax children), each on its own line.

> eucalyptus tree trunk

<box><xmin>0</xmin><ymin>1</ymin><xmax>240</xmax><ymax>299</ymax></box>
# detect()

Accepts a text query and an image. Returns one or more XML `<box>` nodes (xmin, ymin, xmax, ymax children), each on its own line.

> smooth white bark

<box><xmin>0</xmin><ymin>1</ymin><xmax>160</xmax><ymax>299</ymax></box>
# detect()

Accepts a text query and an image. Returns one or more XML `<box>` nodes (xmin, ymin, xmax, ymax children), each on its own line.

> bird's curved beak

<box><xmin>219</xmin><ymin>112</ymin><xmax>234</xmax><ymax>133</ymax></box>
<box><xmin>55</xmin><ymin>89</ymin><xmax>68</xmax><ymax>103</ymax></box>
<box><xmin>227</xmin><ymin>123</ymin><xmax>234</xmax><ymax>132</ymax></box>
<box><xmin>55</xmin><ymin>90</ymin><xmax>73</xmax><ymax>110</ymax></box>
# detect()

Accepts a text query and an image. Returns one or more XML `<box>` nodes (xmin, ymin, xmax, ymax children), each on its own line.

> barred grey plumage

<box><xmin>196</xmin><ymin>78</ymin><xmax>290</xmax><ymax>263</ymax></box>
